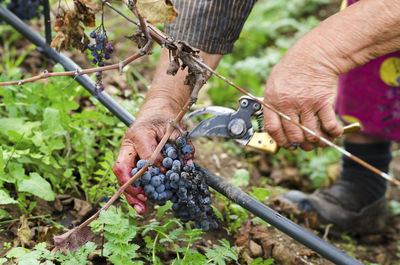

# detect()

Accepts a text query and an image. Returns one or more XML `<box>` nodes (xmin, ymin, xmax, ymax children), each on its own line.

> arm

<box><xmin>264</xmin><ymin>0</ymin><xmax>400</xmax><ymax>151</ymax></box>
<box><xmin>112</xmin><ymin>0</ymin><xmax>255</xmax><ymax>213</ymax></box>
<box><xmin>112</xmin><ymin>48</ymin><xmax>221</xmax><ymax>213</ymax></box>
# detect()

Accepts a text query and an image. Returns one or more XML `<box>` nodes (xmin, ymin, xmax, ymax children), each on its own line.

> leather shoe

<box><xmin>279</xmin><ymin>187</ymin><xmax>387</xmax><ymax>235</ymax></box>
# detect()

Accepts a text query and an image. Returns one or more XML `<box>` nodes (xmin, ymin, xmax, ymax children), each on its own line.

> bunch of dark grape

<box><xmin>1</xmin><ymin>0</ymin><xmax>42</xmax><ymax>21</ymax></box>
<box><xmin>131</xmin><ymin>136</ymin><xmax>220</xmax><ymax>231</ymax></box>
<box><xmin>87</xmin><ymin>30</ymin><xmax>113</xmax><ymax>94</ymax></box>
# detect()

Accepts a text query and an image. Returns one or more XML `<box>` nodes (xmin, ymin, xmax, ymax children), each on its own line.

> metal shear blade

<box><xmin>187</xmin><ymin>96</ymin><xmax>279</xmax><ymax>153</ymax></box>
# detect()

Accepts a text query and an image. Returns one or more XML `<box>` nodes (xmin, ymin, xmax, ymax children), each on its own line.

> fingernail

<box><xmin>137</xmin><ymin>194</ymin><xmax>147</xmax><ymax>201</ymax></box>
<box><xmin>288</xmin><ymin>146</ymin><xmax>297</xmax><ymax>151</ymax></box>
<box><xmin>134</xmin><ymin>205</ymin><xmax>143</xmax><ymax>213</ymax></box>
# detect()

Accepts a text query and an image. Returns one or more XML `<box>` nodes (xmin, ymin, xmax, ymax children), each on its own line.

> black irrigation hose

<box><xmin>0</xmin><ymin>6</ymin><xmax>363</xmax><ymax>265</ymax></box>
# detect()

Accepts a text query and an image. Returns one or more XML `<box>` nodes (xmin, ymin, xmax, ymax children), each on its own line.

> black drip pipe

<box><xmin>0</xmin><ymin>6</ymin><xmax>363</xmax><ymax>265</ymax></box>
<box><xmin>42</xmin><ymin>0</ymin><xmax>52</xmax><ymax>45</ymax></box>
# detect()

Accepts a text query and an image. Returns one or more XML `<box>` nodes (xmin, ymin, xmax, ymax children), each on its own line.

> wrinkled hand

<box><xmin>113</xmin><ymin>109</ymin><xmax>175</xmax><ymax>214</ymax></box>
<box><xmin>263</xmin><ymin>40</ymin><xmax>343</xmax><ymax>151</ymax></box>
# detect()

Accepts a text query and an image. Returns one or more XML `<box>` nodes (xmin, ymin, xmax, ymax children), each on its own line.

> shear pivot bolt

<box><xmin>228</xmin><ymin>118</ymin><xmax>246</xmax><ymax>138</ymax></box>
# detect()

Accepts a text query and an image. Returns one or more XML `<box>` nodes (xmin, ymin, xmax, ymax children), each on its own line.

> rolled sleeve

<box><xmin>165</xmin><ymin>0</ymin><xmax>256</xmax><ymax>54</ymax></box>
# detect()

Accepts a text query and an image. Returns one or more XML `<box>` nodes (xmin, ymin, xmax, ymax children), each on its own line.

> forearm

<box><xmin>139</xmin><ymin>48</ymin><xmax>222</xmax><ymax>117</ymax></box>
<box><xmin>298</xmin><ymin>0</ymin><xmax>400</xmax><ymax>75</ymax></box>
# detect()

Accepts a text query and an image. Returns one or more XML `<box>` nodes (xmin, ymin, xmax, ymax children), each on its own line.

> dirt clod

<box><xmin>248</xmin><ymin>240</ymin><xmax>262</xmax><ymax>257</ymax></box>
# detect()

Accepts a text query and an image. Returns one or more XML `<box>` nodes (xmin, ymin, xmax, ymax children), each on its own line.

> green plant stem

<box><xmin>0</xmin><ymin>214</ymin><xmax>51</xmax><ymax>226</ymax></box>
<box><xmin>153</xmin><ymin>228</ymin><xmax>180</xmax><ymax>260</ymax></box>
<box><xmin>93</xmin><ymin>162</ymin><xmax>112</xmax><ymax>206</ymax></box>
<box><xmin>4</xmin><ymin>133</ymin><xmax>24</xmax><ymax>170</ymax></box>
<box><xmin>152</xmin><ymin>233</ymin><xmax>159</xmax><ymax>264</ymax></box>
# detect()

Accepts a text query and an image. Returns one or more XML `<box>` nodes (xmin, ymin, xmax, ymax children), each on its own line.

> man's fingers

<box><xmin>114</xmin><ymin>138</ymin><xmax>147</xmax><ymax>199</ymax></box>
<box><xmin>281</xmin><ymin>113</ymin><xmax>304</xmax><ymax>150</ymax></box>
<box><xmin>264</xmin><ymin>108</ymin><xmax>291</xmax><ymax>149</ymax></box>
<box><xmin>113</xmin><ymin>139</ymin><xmax>138</xmax><ymax>198</ymax></box>
<box><xmin>300</xmin><ymin>109</ymin><xmax>320</xmax><ymax>144</ymax></box>
<box><xmin>124</xmin><ymin>192</ymin><xmax>147</xmax><ymax>214</ymax></box>
<box><xmin>126</xmin><ymin>185</ymin><xmax>146</xmax><ymax>199</ymax></box>
<box><xmin>134</xmin><ymin>132</ymin><xmax>164</xmax><ymax>166</ymax></box>
<box><xmin>318</xmin><ymin>104</ymin><xmax>343</xmax><ymax>138</ymax></box>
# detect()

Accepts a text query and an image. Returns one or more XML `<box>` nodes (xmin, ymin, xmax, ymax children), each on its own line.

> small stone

<box><xmin>248</xmin><ymin>240</ymin><xmax>262</xmax><ymax>257</ymax></box>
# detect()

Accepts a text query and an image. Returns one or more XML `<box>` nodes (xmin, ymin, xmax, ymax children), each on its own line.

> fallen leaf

<box><xmin>54</xmin><ymin>226</ymin><xmax>93</xmax><ymax>252</ymax></box>
<box><xmin>17</xmin><ymin>215</ymin><xmax>31</xmax><ymax>248</ymax></box>
<box><xmin>38</xmin><ymin>226</ymin><xmax>60</xmax><ymax>243</ymax></box>
<box><xmin>235</xmin><ymin>221</ymin><xmax>251</xmax><ymax>246</ymax></box>
<box><xmin>136</xmin><ymin>0</ymin><xmax>178</xmax><ymax>24</ymax></box>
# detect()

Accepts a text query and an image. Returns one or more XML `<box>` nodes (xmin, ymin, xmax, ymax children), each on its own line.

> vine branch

<box><xmin>0</xmin><ymin>52</ymin><xmax>143</xmax><ymax>86</ymax></box>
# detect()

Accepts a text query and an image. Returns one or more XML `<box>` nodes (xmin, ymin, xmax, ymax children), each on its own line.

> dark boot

<box><xmin>280</xmin><ymin>141</ymin><xmax>391</xmax><ymax>234</ymax></box>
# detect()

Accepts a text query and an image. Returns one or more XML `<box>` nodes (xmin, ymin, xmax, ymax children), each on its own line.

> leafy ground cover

<box><xmin>0</xmin><ymin>0</ymin><xmax>400</xmax><ymax>264</ymax></box>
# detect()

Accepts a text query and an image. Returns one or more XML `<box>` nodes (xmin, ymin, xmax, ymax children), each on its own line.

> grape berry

<box><xmin>1</xmin><ymin>0</ymin><xmax>42</xmax><ymax>21</ymax></box>
<box><xmin>87</xmin><ymin>30</ymin><xmax>113</xmax><ymax>95</ymax></box>
<box><xmin>131</xmin><ymin>137</ymin><xmax>220</xmax><ymax>231</ymax></box>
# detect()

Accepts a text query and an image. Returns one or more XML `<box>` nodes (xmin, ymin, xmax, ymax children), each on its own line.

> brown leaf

<box><xmin>38</xmin><ymin>226</ymin><xmax>60</xmax><ymax>243</ymax></box>
<box><xmin>51</xmin><ymin>32</ymin><xmax>67</xmax><ymax>52</ymax></box>
<box><xmin>54</xmin><ymin>226</ymin><xmax>93</xmax><ymax>252</ymax></box>
<box><xmin>235</xmin><ymin>221</ymin><xmax>251</xmax><ymax>246</ymax></box>
<box><xmin>136</xmin><ymin>0</ymin><xmax>178</xmax><ymax>24</ymax></box>
<box><xmin>17</xmin><ymin>215</ymin><xmax>31</xmax><ymax>248</ymax></box>
<box><xmin>74</xmin><ymin>0</ymin><xmax>99</xmax><ymax>27</ymax></box>
<box><xmin>50</xmin><ymin>11</ymin><xmax>90</xmax><ymax>52</ymax></box>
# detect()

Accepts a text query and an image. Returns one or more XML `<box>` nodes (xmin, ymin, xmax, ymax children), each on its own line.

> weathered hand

<box><xmin>113</xmin><ymin>109</ymin><xmax>175</xmax><ymax>214</ymax></box>
<box><xmin>263</xmin><ymin>39</ymin><xmax>343</xmax><ymax>151</ymax></box>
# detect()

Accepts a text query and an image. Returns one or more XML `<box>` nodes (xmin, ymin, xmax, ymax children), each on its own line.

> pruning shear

<box><xmin>187</xmin><ymin>96</ymin><xmax>361</xmax><ymax>154</ymax></box>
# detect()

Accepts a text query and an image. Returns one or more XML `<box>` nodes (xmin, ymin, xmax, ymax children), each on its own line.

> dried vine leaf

<box><xmin>51</xmin><ymin>11</ymin><xmax>90</xmax><ymax>52</ymax></box>
<box><xmin>53</xmin><ymin>226</ymin><xmax>93</xmax><ymax>252</ymax></box>
<box><xmin>136</xmin><ymin>0</ymin><xmax>178</xmax><ymax>24</ymax></box>
<box><xmin>74</xmin><ymin>0</ymin><xmax>100</xmax><ymax>27</ymax></box>
<box><xmin>51</xmin><ymin>0</ymin><xmax>98</xmax><ymax>52</ymax></box>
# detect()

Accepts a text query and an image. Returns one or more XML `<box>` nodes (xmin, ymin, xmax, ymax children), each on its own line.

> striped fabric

<box><xmin>165</xmin><ymin>0</ymin><xmax>256</xmax><ymax>54</ymax></box>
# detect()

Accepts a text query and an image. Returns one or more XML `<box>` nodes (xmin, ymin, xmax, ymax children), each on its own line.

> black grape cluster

<box><xmin>1</xmin><ymin>0</ymin><xmax>41</xmax><ymax>21</ymax></box>
<box><xmin>131</xmin><ymin>136</ymin><xmax>220</xmax><ymax>231</ymax></box>
<box><xmin>87</xmin><ymin>30</ymin><xmax>113</xmax><ymax>94</ymax></box>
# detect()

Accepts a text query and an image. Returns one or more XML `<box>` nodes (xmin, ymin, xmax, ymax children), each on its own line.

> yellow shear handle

<box><xmin>247</xmin><ymin>123</ymin><xmax>361</xmax><ymax>154</ymax></box>
<box><xmin>248</xmin><ymin>132</ymin><xmax>279</xmax><ymax>153</ymax></box>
